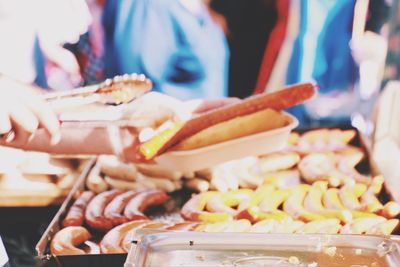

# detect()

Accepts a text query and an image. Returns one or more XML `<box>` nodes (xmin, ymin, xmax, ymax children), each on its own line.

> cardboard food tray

<box><xmin>35</xmin><ymin>127</ymin><xmax>397</xmax><ymax>267</ymax></box>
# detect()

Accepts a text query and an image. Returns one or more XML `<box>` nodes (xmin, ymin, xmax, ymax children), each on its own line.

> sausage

<box><xmin>85</xmin><ymin>189</ymin><xmax>123</xmax><ymax>232</ymax></box>
<box><xmin>104</xmin><ymin>191</ymin><xmax>143</xmax><ymax>226</ymax></box>
<box><xmin>50</xmin><ymin>226</ymin><xmax>91</xmax><ymax>255</ymax></box>
<box><xmin>124</xmin><ymin>190</ymin><xmax>170</xmax><ymax>220</ymax></box>
<box><xmin>62</xmin><ymin>191</ymin><xmax>95</xmax><ymax>227</ymax></box>
<box><xmin>99</xmin><ymin>220</ymin><xmax>149</xmax><ymax>254</ymax></box>
<box><xmin>141</xmin><ymin>83</ymin><xmax>317</xmax><ymax>159</ymax></box>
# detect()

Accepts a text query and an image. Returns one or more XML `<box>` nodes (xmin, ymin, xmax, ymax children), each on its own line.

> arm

<box><xmin>0</xmin><ymin>76</ymin><xmax>237</xmax><ymax>162</ymax></box>
<box><xmin>0</xmin><ymin>75</ymin><xmax>139</xmax><ymax>161</ymax></box>
<box><xmin>4</xmin><ymin>125</ymin><xmax>141</xmax><ymax>162</ymax></box>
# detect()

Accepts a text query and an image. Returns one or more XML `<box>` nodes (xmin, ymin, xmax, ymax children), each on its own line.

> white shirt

<box><xmin>0</xmin><ymin>236</ymin><xmax>8</xmax><ymax>267</ymax></box>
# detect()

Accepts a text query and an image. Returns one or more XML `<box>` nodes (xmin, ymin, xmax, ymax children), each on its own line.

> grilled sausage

<box><xmin>124</xmin><ymin>190</ymin><xmax>170</xmax><ymax>220</ymax></box>
<box><xmin>85</xmin><ymin>189</ymin><xmax>123</xmax><ymax>232</ymax></box>
<box><xmin>62</xmin><ymin>191</ymin><xmax>95</xmax><ymax>227</ymax></box>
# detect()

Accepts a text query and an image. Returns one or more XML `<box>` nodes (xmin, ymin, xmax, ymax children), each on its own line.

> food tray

<box><xmin>155</xmin><ymin>112</ymin><xmax>299</xmax><ymax>172</ymax></box>
<box><xmin>126</xmin><ymin>231</ymin><xmax>400</xmax><ymax>267</ymax></box>
<box><xmin>35</xmin><ymin>127</ymin><xmax>395</xmax><ymax>267</ymax></box>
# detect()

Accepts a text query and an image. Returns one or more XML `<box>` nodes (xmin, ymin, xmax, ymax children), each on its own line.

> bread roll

<box><xmin>173</xmin><ymin>109</ymin><xmax>288</xmax><ymax>151</ymax></box>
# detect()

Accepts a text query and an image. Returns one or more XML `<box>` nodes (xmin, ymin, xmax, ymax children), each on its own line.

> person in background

<box><xmin>102</xmin><ymin>0</ymin><xmax>229</xmax><ymax>100</ymax></box>
<box><xmin>210</xmin><ymin>0</ymin><xmax>277</xmax><ymax>99</ymax></box>
<box><xmin>251</xmin><ymin>0</ymin><xmax>391</xmax><ymax>126</ymax></box>
<box><xmin>0</xmin><ymin>0</ymin><xmax>91</xmax><ymax>91</ymax></box>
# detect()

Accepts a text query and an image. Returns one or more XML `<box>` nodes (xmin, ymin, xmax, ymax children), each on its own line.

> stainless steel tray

<box><xmin>126</xmin><ymin>231</ymin><xmax>400</xmax><ymax>267</ymax></box>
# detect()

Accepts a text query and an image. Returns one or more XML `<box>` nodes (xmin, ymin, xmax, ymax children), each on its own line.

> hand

<box><xmin>0</xmin><ymin>77</ymin><xmax>60</xmax><ymax>145</ymax></box>
<box><xmin>350</xmin><ymin>31</ymin><xmax>387</xmax><ymax>65</ymax></box>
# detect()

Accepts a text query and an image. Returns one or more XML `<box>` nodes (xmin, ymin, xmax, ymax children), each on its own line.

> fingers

<box><xmin>0</xmin><ymin>83</ymin><xmax>60</xmax><ymax>145</ymax></box>
<box><xmin>0</xmin><ymin>106</ymin><xmax>12</xmax><ymax>135</ymax></box>
<box><xmin>26</xmin><ymin>97</ymin><xmax>61</xmax><ymax>144</ymax></box>
<box><xmin>8</xmin><ymin>102</ymin><xmax>39</xmax><ymax>144</ymax></box>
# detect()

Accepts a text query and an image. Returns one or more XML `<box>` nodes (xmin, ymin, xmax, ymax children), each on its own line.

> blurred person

<box><xmin>210</xmin><ymin>0</ymin><xmax>278</xmax><ymax>98</ymax></box>
<box><xmin>0</xmin><ymin>0</ymin><xmax>91</xmax><ymax>90</ymax></box>
<box><xmin>252</xmin><ymin>0</ymin><xmax>390</xmax><ymax>126</ymax></box>
<box><xmin>102</xmin><ymin>0</ymin><xmax>229</xmax><ymax>100</ymax></box>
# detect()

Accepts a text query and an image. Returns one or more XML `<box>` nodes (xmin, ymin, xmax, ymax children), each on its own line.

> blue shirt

<box><xmin>285</xmin><ymin>0</ymin><xmax>357</xmax><ymax>125</ymax></box>
<box><xmin>103</xmin><ymin>0</ymin><xmax>229</xmax><ymax>100</ymax></box>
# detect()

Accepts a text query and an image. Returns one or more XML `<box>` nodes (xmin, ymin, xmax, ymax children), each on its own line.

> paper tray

<box><xmin>155</xmin><ymin>112</ymin><xmax>298</xmax><ymax>172</ymax></box>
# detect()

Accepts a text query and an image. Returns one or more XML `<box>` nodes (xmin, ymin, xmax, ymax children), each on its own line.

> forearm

<box><xmin>2</xmin><ymin>125</ymin><xmax>140</xmax><ymax>160</ymax></box>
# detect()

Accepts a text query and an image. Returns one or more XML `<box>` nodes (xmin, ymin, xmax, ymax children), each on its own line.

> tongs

<box><xmin>1</xmin><ymin>74</ymin><xmax>152</xmax><ymax>143</ymax></box>
<box><xmin>45</xmin><ymin>73</ymin><xmax>152</xmax><ymax>113</ymax></box>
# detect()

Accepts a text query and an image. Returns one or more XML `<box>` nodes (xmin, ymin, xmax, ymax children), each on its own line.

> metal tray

<box><xmin>126</xmin><ymin>231</ymin><xmax>400</xmax><ymax>267</ymax></box>
<box><xmin>35</xmin><ymin>127</ymin><xmax>395</xmax><ymax>267</ymax></box>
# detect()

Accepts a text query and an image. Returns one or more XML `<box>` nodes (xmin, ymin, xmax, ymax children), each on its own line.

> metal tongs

<box><xmin>1</xmin><ymin>74</ymin><xmax>152</xmax><ymax>142</ymax></box>
<box><xmin>46</xmin><ymin>73</ymin><xmax>152</xmax><ymax>109</ymax></box>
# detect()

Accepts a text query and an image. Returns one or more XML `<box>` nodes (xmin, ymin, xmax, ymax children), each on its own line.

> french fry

<box><xmin>236</xmin><ymin>206</ymin><xmax>290</xmax><ymax>223</ymax></box>
<box><xmin>287</xmin><ymin>132</ymin><xmax>300</xmax><ymax>146</ymax></box>
<box><xmin>360</xmin><ymin>191</ymin><xmax>383</xmax><ymax>213</ymax></box>
<box><xmin>323</xmin><ymin>188</ymin><xmax>345</xmax><ymax>210</ymax></box>
<box><xmin>238</xmin><ymin>184</ymin><xmax>275</xmax><ymax>211</ymax></box>
<box><xmin>341</xmin><ymin>217</ymin><xmax>386</xmax><ymax>234</ymax></box>
<box><xmin>206</xmin><ymin>189</ymin><xmax>253</xmax><ymax>216</ymax></box>
<box><xmin>370</xmin><ymin>175</ymin><xmax>384</xmax><ymax>194</ymax></box>
<box><xmin>339</xmin><ymin>185</ymin><xmax>363</xmax><ymax>210</ymax></box>
<box><xmin>181</xmin><ymin>192</ymin><xmax>231</xmax><ymax>223</ymax></box>
<box><xmin>351</xmin><ymin>211</ymin><xmax>380</xmax><ymax>219</ymax></box>
<box><xmin>259</xmin><ymin>188</ymin><xmax>290</xmax><ymax>212</ymax></box>
<box><xmin>380</xmin><ymin>201</ymin><xmax>400</xmax><ymax>219</ymax></box>
<box><xmin>283</xmin><ymin>184</ymin><xmax>325</xmax><ymax>222</ymax></box>
<box><xmin>304</xmin><ymin>181</ymin><xmax>352</xmax><ymax>224</ymax></box>
<box><xmin>366</xmin><ymin>219</ymin><xmax>399</xmax><ymax>235</ymax></box>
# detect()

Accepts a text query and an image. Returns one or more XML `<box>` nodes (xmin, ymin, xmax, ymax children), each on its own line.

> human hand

<box><xmin>0</xmin><ymin>77</ymin><xmax>60</xmax><ymax>145</ymax></box>
<box><xmin>350</xmin><ymin>31</ymin><xmax>387</xmax><ymax>65</ymax></box>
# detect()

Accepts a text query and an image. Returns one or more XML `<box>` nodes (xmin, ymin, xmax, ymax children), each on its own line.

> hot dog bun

<box><xmin>173</xmin><ymin>108</ymin><xmax>288</xmax><ymax>151</ymax></box>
